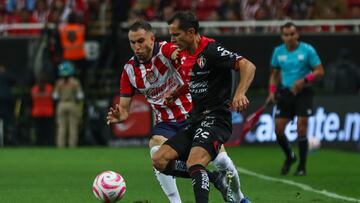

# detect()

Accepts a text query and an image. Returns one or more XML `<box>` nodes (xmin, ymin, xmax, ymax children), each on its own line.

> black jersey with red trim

<box><xmin>180</xmin><ymin>36</ymin><xmax>243</xmax><ymax>119</ymax></box>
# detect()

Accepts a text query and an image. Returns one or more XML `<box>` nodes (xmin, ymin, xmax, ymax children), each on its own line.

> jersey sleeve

<box><xmin>209</xmin><ymin>42</ymin><xmax>243</xmax><ymax>70</ymax></box>
<box><xmin>270</xmin><ymin>48</ymin><xmax>280</xmax><ymax>69</ymax></box>
<box><xmin>120</xmin><ymin>69</ymin><xmax>135</xmax><ymax>97</ymax></box>
<box><xmin>307</xmin><ymin>44</ymin><xmax>321</xmax><ymax>68</ymax></box>
<box><xmin>161</xmin><ymin>42</ymin><xmax>178</xmax><ymax>60</ymax></box>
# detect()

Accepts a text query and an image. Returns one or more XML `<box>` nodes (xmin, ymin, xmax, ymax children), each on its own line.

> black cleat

<box><xmin>294</xmin><ymin>167</ymin><xmax>306</xmax><ymax>176</ymax></box>
<box><xmin>213</xmin><ymin>170</ymin><xmax>235</xmax><ymax>202</ymax></box>
<box><xmin>281</xmin><ymin>154</ymin><xmax>297</xmax><ymax>175</ymax></box>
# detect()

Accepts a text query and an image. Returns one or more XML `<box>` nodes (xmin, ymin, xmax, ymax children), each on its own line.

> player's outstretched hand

<box><xmin>231</xmin><ymin>94</ymin><xmax>249</xmax><ymax>112</ymax></box>
<box><xmin>106</xmin><ymin>104</ymin><xmax>128</xmax><ymax>125</ymax></box>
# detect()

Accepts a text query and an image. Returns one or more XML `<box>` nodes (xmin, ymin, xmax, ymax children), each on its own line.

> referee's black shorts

<box><xmin>164</xmin><ymin>108</ymin><xmax>232</xmax><ymax>161</ymax></box>
<box><xmin>275</xmin><ymin>87</ymin><xmax>313</xmax><ymax>119</ymax></box>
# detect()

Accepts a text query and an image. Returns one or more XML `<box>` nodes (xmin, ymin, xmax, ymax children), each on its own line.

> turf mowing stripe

<box><xmin>237</xmin><ymin>167</ymin><xmax>360</xmax><ymax>203</ymax></box>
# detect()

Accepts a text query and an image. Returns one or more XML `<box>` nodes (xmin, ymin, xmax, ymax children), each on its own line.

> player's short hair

<box><xmin>129</xmin><ymin>21</ymin><xmax>153</xmax><ymax>33</ymax></box>
<box><xmin>167</xmin><ymin>11</ymin><xmax>199</xmax><ymax>33</ymax></box>
<box><xmin>280</xmin><ymin>22</ymin><xmax>297</xmax><ymax>33</ymax></box>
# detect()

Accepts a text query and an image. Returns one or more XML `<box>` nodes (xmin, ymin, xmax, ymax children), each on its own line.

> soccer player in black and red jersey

<box><xmin>152</xmin><ymin>12</ymin><xmax>256</xmax><ymax>203</ymax></box>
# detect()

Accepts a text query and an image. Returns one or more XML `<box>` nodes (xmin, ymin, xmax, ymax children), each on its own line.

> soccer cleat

<box><xmin>294</xmin><ymin>167</ymin><xmax>306</xmax><ymax>176</ymax></box>
<box><xmin>213</xmin><ymin>170</ymin><xmax>235</xmax><ymax>202</ymax></box>
<box><xmin>281</xmin><ymin>153</ymin><xmax>297</xmax><ymax>175</ymax></box>
<box><xmin>240</xmin><ymin>197</ymin><xmax>252</xmax><ymax>203</ymax></box>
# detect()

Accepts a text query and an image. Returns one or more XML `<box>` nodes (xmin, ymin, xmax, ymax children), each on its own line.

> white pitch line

<box><xmin>237</xmin><ymin>167</ymin><xmax>360</xmax><ymax>203</ymax></box>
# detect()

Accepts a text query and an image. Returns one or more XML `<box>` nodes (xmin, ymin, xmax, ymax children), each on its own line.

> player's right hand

<box><xmin>106</xmin><ymin>104</ymin><xmax>128</xmax><ymax>125</ymax></box>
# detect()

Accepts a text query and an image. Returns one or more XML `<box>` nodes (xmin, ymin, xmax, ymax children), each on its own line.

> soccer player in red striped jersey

<box><xmin>107</xmin><ymin>21</ymin><xmax>249</xmax><ymax>203</ymax></box>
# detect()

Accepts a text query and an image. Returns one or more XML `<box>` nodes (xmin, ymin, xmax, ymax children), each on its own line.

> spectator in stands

<box><xmin>254</xmin><ymin>4</ymin><xmax>271</xmax><ymax>32</ymax></box>
<box><xmin>5</xmin><ymin>0</ymin><xmax>35</xmax><ymax>13</ymax></box>
<box><xmin>53</xmin><ymin>61</ymin><xmax>84</xmax><ymax>148</ymax></box>
<box><xmin>58</xmin><ymin>12</ymin><xmax>87</xmax><ymax>84</ymax></box>
<box><xmin>241</xmin><ymin>0</ymin><xmax>262</xmax><ymax>20</ymax></box>
<box><xmin>218</xmin><ymin>0</ymin><xmax>241</xmax><ymax>20</ymax></box>
<box><xmin>0</xmin><ymin>64</ymin><xmax>16</xmax><ymax>145</ymax></box>
<box><xmin>31</xmin><ymin>73</ymin><xmax>54</xmax><ymax>145</ymax></box>
<box><xmin>286</xmin><ymin>0</ymin><xmax>315</xmax><ymax>20</ymax></box>
<box><xmin>32</xmin><ymin>0</ymin><xmax>49</xmax><ymax>23</ymax></box>
<box><xmin>312</xmin><ymin>0</ymin><xmax>348</xmax><ymax>19</ymax></box>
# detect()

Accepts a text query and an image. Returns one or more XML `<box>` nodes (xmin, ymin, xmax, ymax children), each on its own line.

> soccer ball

<box><xmin>308</xmin><ymin>137</ymin><xmax>321</xmax><ymax>152</ymax></box>
<box><xmin>92</xmin><ymin>171</ymin><xmax>126</xmax><ymax>203</ymax></box>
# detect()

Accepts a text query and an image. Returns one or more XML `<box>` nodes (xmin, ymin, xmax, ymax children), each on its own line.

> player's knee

<box><xmin>149</xmin><ymin>135</ymin><xmax>167</xmax><ymax>148</ymax></box>
<box><xmin>152</xmin><ymin>152</ymin><xmax>167</xmax><ymax>172</ymax></box>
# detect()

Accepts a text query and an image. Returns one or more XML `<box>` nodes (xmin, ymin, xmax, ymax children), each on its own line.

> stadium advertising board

<box><xmin>230</xmin><ymin>96</ymin><xmax>360</xmax><ymax>150</ymax></box>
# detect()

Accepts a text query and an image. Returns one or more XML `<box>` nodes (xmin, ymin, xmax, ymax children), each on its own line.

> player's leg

<box><xmin>275</xmin><ymin>88</ymin><xmax>297</xmax><ymax>175</ymax></box>
<box><xmin>149</xmin><ymin>135</ymin><xmax>182</xmax><ymax>203</ymax></box>
<box><xmin>213</xmin><ymin>145</ymin><xmax>250</xmax><ymax>202</ymax></box>
<box><xmin>187</xmin><ymin>116</ymin><xmax>234</xmax><ymax>203</ymax></box>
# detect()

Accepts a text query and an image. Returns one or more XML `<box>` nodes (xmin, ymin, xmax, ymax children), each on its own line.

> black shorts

<box><xmin>164</xmin><ymin>109</ymin><xmax>232</xmax><ymax>161</ymax></box>
<box><xmin>275</xmin><ymin>87</ymin><xmax>313</xmax><ymax>119</ymax></box>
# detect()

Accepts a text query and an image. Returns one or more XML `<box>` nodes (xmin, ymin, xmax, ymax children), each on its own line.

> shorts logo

<box><xmin>146</xmin><ymin>70</ymin><xmax>158</xmax><ymax>84</ymax></box>
<box><xmin>197</xmin><ymin>55</ymin><xmax>206</xmax><ymax>69</ymax></box>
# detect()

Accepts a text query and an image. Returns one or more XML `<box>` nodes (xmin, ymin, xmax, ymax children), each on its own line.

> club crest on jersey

<box><xmin>197</xmin><ymin>55</ymin><xmax>206</xmax><ymax>69</ymax></box>
<box><xmin>146</xmin><ymin>70</ymin><xmax>158</xmax><ymax>83</ymax></box>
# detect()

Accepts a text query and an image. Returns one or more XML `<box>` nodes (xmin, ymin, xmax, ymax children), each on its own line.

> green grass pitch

<box><xmin>0</xmin><ymin>146</ymin><xmax>359</xmax><ymax>203</ymax></box>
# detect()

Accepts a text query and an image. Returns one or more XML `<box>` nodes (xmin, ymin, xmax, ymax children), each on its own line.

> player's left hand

<box><xmin>231</xmin><ymin>94</ymin><xmax>249</xmax><ymax>112</ymax></box>
<box><xmin>170</xmin><ymin>48</ymin><xmax>180</xmax><ymax>64</ymax></box>
<box><xmin>292</xmin><ymin>78</ymin><xmax>305</xmax><ymax>95</ymax></box>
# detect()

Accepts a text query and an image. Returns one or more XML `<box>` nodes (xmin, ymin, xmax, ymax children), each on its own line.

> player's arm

<box><xmin>107</xmin><ymin>66</ymin><xmax>135</xmax><ymax>124</ymax></box>
<box><xmin>266</xmin><ymin>68</ymin><xmax>281</xmax><ymax>104</ymax></box>
<box><xmin>106</xmin><ymin>97</ymin><xmax>132</xmax><ymax>125</ymax></box>
<box><xmin>232</xmin><ymin>58</ymin><xmax>256</xmax><ymax>112</ymax></box>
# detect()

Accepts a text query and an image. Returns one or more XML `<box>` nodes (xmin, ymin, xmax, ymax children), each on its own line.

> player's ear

<box><xmin>151</xmin><ymin>33</ymin><xmax>155</xmax><ymax>41</ymax></box>
<box><xmin>187</xmin><ymin>28</ymin><xmax>196</xmax><ymax>35</ymax></box>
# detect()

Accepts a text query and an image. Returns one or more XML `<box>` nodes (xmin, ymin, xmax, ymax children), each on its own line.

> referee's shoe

<box><xmin>281</xmin><ymin>152</ymin><xmax>297</xmax><ymax>175</ymax></box>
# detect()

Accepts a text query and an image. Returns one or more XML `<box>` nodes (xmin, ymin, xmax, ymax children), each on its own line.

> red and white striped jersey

<box><xmin>120</xmin><ymin>41</ymin><xmax>192</xmax><ymax>123</ymax></box>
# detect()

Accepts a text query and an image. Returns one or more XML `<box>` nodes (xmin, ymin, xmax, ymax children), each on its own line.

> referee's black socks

<box><xmin>297</xmin><ymin>136</ymin><xmax>308</xmax><ymax>169</ymax></box>
<box><xmin>276</xmin><ymin>134</ymin><xmax>293</xmax><ymax>160</ymax></box>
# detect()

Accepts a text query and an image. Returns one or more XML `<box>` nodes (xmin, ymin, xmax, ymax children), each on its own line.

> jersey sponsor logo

<box><xmin>217</xmin><ymin>46</ymin><xmax>239</xmax><ymax>58</ymax></box>
<box><xmin>278</xmin><ymin>55</ymin><xmax>287</xmax><ymax>61</ymax></box>
<box><xmin>298</xmin><ymin>54</ymin><xmax>305</xmax><ymax>61</ymax></box>
<box><xmin>189</xmin><ymin>81</ymin><xmax>208</xmax><ymax>94</ymax></box>
<box><xmin>145</xmin><ymin>69</ymin><xmax>158</xmax><ymax>84</ymax></box>
<box><xmin>201</xmin><ymin>120</ymin><xmax>214</xmax><ymax>127</ymax></box>
<box><xmin>197</xmin><ymin>55</ymin><xmax>206</xmax><ymax>69</ymax></box>
<box><xmin>144</xmin><ymin>77</ymin><xmax>179</xmax><ymax>100</ymax></box>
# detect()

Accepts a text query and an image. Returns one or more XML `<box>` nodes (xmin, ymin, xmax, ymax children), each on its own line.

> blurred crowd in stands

<box><xmin>0</xmin><ymin>0</ymin><xmax>111</xmax><ymax>36</ymax></box>
<box><xmin>1</xmin><ymin>0</ymin><xmax>360</xmax><ymax>36</ymax></box>
<box><xmin>127</xmin><ymin>0</ymin><xmax>360</xmax><ymax>22</ymax></box>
